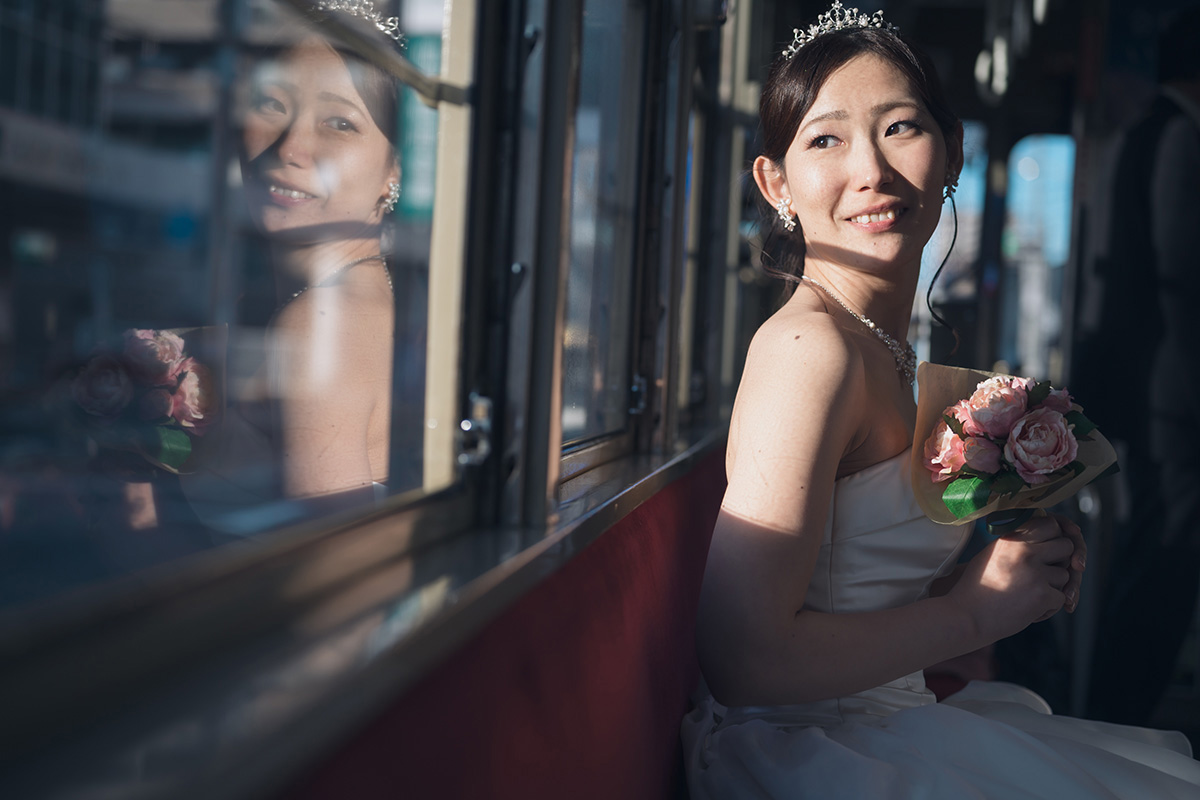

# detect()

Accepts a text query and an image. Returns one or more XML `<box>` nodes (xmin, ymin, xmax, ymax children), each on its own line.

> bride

<box><xmin>240</xmin><ymin>17</ymin><xmax>400</xmax><ymax>500</ymax></box>
<box><xmin>683</xmin><ymin>5</ymin><xmax>1200</xmax><ymax>798</ymax></box>
<box><xmin>182</xmin><ymin>4</ymin><xmax>402</xmax><ymax>525</ymax></box>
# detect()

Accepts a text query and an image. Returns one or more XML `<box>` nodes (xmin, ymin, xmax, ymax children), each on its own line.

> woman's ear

<box><xmin>387</xmin><ymin>156</ymin><xmax>401</xmax><ymax>190</ymax></box>
<box><xmin>376</xmin><ymin>157</ymin><xmax>402</xmax><ymax>218</ymax></box>
<box><xmin>946</xmin><ymin>121</ymin><xmax>965</xmax><ymax>185</ymax></box>
<box><xmin>752</xmin><ymin>155</ymin><xmax>790</xmax><ymax>209</ymax></box>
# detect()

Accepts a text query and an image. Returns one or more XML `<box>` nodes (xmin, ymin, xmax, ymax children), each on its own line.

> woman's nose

<box><xmin>853</xmin><ymin>141</ymin><xmax>894</xmax><ymax>191</ymax></box>
<box><xmin>276</xmin><ymin>119</ymin><xmax>315</xmax><ymax>167</ymax></box>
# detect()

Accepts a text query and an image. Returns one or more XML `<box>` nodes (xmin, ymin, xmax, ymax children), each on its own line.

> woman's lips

<box><xmin>847</xmin><ymin>206</ymin><xmax>906</xmax><ymax>230</ymax></box>
<box><xmin>265</xmin><ymin>183</ymin><xmax>318</xmax><ymax>206</ymax></box>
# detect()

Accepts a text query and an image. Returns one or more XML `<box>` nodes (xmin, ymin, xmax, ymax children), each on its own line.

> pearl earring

<box><xmin>383</xmin><ymin>181</ymin><xmax>401</xmax><ymax>213</ymax></box>
<box><xmin>943</xmin><ymin>173</ymin><xmax>958</xmax><ymax>199</ymax></box>
<box><xmin>777</xmin><ymin>198</ymin><xmax>796</xmax><ymax>232</ymax></box>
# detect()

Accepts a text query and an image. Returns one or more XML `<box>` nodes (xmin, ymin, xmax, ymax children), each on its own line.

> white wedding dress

<box><xmin>683</xmin><ymin>449</ymin><xmax>1200</xmax><ymax>799</ymax></box>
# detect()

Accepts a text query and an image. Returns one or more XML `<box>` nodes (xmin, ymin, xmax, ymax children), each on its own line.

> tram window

<box><xmin>560</xmin><ymin>0</ymin><xmax>646</xmax><ymax>446</ymax></box>
<box><xmin>920</xmin><ymin>120</ymin><xmax>988</xmax><ymax>302</ymax></box>
<box><xmin>998</xmin><ymin>134</ymin><xmax>1076</xmax><ymax>379</ymax></box>
<box><xmin>0</xmin><ymin>0</ymin><xmax>471</xmax><ymax>612</ymax></box>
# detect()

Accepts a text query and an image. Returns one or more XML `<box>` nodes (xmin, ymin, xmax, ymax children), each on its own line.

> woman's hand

<box><xmin>950</xmin><ymin>513</ymin><xmax>1086</xmax><ymax>644</ymax></box>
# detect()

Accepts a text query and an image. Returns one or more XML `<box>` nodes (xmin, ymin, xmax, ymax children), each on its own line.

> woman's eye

<box><xmin>252</xmin><ymin>93</ymin><xmax>286</xmax><ymax>115</ymax></box>
<box><xmin>808</xmin><ymin>134</ymin><xmax>839</xmax><ymax>150</ymax></box>
<box><xmin>886</xmin><ymin>120</ymin><xmax>920</xmax><ymax>136</ymax></box>
<box><xmin>327</xmin><ymin>117</ymin><xmax>359</xmax><ymax>133</ymax></box>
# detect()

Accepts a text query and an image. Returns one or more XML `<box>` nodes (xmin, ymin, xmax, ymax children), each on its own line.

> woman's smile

<box><xmin>261</xmin><ymin>178</ymin><xmax>321</xmax><ymax>206</ymax></box>
<box><xmin>846</xmin><ymin>204</ymin><xmax>906</xmax><ymax>230</ymax></box>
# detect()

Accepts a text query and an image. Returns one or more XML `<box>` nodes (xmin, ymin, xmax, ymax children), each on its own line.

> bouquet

<box><xmin>909</xmin><ymin>363</ymin><xmax>1117</xmax><ymax>526</ymax></box>
<box><xmin>71</xmin><ymin>328</ymin><xmax>220</xmax><ymax>474</ymax></box>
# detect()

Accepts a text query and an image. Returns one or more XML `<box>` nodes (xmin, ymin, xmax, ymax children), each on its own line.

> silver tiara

<box><xmin>312</xmin><ymin>0</ymin><xmax>407</xmax><ymax>48</ymax></box>
<box><xmin>782</xmin><ymin>1</ymin><xmax>898</xmax><ymax>60</ymax></box>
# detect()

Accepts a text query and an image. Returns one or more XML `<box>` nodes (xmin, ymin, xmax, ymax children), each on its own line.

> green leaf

<box><xmin>153</xmin><ymin>426</ymin><xmax>192</xmax><ymax>470</ymax></box>
<box><xmin>1064</xmin><ymin>410</ymin><xmax>1097</xmax><ymax>437</ymax></box>
<box><xmin>943</xmin><ymin>476</ymin><xmax>991</xmax><ymax>519</ymax></box>
<box><xmin>943</xmin><ymin>413</ymin><xmax>965</xmax><ymax>438</ymax></box>
<box><xmin>1027</xmin><ymin>380</ymin><xmax>1052</xmax><ymax>409</ymax></box>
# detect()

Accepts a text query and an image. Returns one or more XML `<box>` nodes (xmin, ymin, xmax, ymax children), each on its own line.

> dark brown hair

<box><xmin>758</xmin><ymin>26</ymin><xmax>958</xmax><ymax>287</ymax></box>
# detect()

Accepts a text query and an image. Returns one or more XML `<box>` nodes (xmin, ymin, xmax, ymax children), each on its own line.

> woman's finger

<box><xmin>1045</xmin><ymin>565</ymin><xmax>1070</xmax><ymax>590</ymax></box>
<box><xmin>1036</xmin><ymin>536</ymin><xmax>1075</xmax><ymax>565</ymax></box>
<box><xmin>1055</xmin><ymin>513</ymin><xmax>1087</xmax><ymax>571</ymax></box>
<box><xmin>1050</xmin><ymin>513</ymin><xmax>1086</xmax><ymax>612</ymax></box>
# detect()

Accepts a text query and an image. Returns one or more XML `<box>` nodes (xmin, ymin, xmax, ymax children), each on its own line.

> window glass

<box><xmin>0</xmin><ymin>0</ymin><xmax>460</xmax><ymax>611</ymax></box>
<box><xmin>919</xmin><ymin>120</ymin><xmax>988</xmax><ymax>303</ymax></box>
<box><xmin>560</xmin><ymin>1</ymin><xmax>644</xmax><ymax>445</ymax></box>
<box><xmin>998</xmin><ymin>134</ymin><xmax>1075</xmax><ymax>378</ymax></box>
<box><xmin>914</xmin><ymin>120</ymin><xmax>988</xmax><ymax>362</ymax></box>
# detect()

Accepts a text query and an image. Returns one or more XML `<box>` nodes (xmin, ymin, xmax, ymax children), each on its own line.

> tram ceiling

<box><xmin>774</xmin><ymin>1</ymin><xmax>1092</xmax><ymax>138</ymax></box>
<box><xmin>909</xmin><ymin>0</ymin><xmax>1093</xmax><ymax>137</ymax></box>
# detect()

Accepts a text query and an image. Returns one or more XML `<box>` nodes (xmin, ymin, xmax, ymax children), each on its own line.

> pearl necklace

<box><xmin>275</xmin><ymin>254</ymin><xmax>392</xmax><ymax>315</ymax></box>
<box><xmin>801</xmin><ymin>275</ymin><xmax>916</xmax><ymax>386</ymax></box>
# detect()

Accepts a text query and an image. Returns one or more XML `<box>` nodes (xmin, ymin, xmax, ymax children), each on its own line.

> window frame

<box><xmin>0</xmin><ymin>0</ymin><xmax>755</xmax><ymax>796</ymax></box>
<box><xmin>0</xmin><ymin>0</ymin><xmax>492</xmax><ymax>790</ymax></box>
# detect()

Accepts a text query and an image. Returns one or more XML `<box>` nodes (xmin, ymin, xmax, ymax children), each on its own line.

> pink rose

<box><xmin>948</xmin><ymin>400</ymin><xmax>983</xmax><ymax>437</ymax></box>
<box><xmin>72</xmin><ymin>354</ymin><xmax>134</xmax><ymax>418</ymax></box>
<box><xmin>924</xmin><ymin>418</ymin><xmax>966</xmax><ymax>482</ymax></box>
<box><xmin>123</xmin><ymin>329</ymin><xmax>187</xmax><ymax>387</ymax></box>
<box><xmin>1003</xmin><ymin>407</ymin><xmax>1079</xmax><ymax>485</ymax></box>
<box><xmin>138</xmin><ymin>388</ymin><xmax>174</xmax><ymax>421</ymax></box>
<box><xmin>962</xmin><ymin>436</ymin><xmax>1002</xmax><ymax>474</ymax></box>
<box><xmin>170</xmin><ymin>359</ymin><xmax>215</xmax><ymax>434</ymax></box>
<box><xmin>1040</xmin><ymin>387</ymin><xmax>1073</xmax><ymax>414</ymax></box>
<box><xmin>962</xmin><ymin>376</ymin><xmax>1033</xmax><ymax>438</ymax></box>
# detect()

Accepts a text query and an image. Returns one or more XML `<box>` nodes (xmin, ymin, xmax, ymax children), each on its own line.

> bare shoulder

<box><xmin>269</xmin><ymin>283</ymin><xmax>393</xmax><ymax>393</ymax></box>
<box><xmin>739</xmin><ymin>294</ymin><xmax>866</xmax><ymax>409</ymax></box>
<box><xmin>722</xmin><ymin>295</ymin><xmax>867</xmax><ymax>526</ymax></box>
<box><xmin>272</xmin><ymin>283</ymin><xmax>393</xmax><ymax>356</ymax></box>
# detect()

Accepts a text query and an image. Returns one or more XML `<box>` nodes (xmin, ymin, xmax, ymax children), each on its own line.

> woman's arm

<box><xmin>696</xmin><ymin>312</ymin><xmax>1075</xmax><ymax>707</ymax></box>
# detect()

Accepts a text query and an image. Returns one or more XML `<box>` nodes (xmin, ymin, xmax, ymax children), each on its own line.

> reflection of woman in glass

<box><xmin>239</xmin><ymin>7</ymin><xmax>401</xmax><ymax>500</ymax></box>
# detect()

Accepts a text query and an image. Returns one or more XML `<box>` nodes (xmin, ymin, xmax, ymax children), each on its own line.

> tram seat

<box><xmin>284</xmin><ymin>448</ymin><xmax>726</xmax><ymax>800</ymax></box>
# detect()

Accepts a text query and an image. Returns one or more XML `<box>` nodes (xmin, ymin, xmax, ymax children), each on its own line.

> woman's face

<box><xmin>241</xmin><ymin>37</ymin><xmax>398</xmax><ymax>243</ymax></box>
<box><xmin>775</xmin><ymin>53</ymin><xmax>959</xmax><ymax>276</ymax></box>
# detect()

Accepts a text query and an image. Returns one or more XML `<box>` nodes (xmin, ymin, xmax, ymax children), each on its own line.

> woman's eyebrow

<box><xmin>802</xmin><ymin>109</ymin><xmax>849</xmax><ymax>128</ymax></box>
<box><xmin>802</xmin><ymin>100</ymin><xmax>924</xmax><ymax>130</ymax></box>
<box><xmin>871</xmin><ymin>100</ymin><xmax>922</xmax><ymax>115</ymax></box>
<box><xmin>317</xmin><ymin>91</ymin><xmax>364</xmax><ymax>114</ymax></box>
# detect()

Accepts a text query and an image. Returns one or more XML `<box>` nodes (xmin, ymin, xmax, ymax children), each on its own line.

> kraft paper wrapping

<box><xmin>909</xmin><ymin>362</ymin><xmax>1118</xmax><ymax>526</ymax></box>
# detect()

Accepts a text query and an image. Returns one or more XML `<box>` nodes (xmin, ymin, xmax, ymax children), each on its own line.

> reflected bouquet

<box><xmin>72</xmin><ymin>328</ymin><xmax>218</xmax><ymax>473</ymax></box>
<box><xmin>910</xmin><ymin>363</ymin><xmax>1117</xmax><ymax>525</ymax></box>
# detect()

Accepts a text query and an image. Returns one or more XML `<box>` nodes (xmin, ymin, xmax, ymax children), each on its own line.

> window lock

<box><xmin>629</xmin><ymin>374</ymin><xmax>648</xmax><ymax>415</ymax></box>
<box><xmin>457</xmin><ymin>393</ymin><xmax>494</xmax><ymax>466</ymax></box>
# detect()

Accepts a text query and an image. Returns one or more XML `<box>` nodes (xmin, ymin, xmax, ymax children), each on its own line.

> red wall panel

<box><xmin>285</xmin><ymin>450</ymin><xmax>725</xmax><ymax>799</ymax></box>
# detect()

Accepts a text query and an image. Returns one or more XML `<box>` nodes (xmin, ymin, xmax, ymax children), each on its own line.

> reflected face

<box><xmin>782</xmin><ymin>53</ymin><xmax>954</xmax><ymax>274</ymax></box>
<box><xmin>240</xmin><ymin>38</ymin><xmax>397</xmax><ymax>243</ymax></box>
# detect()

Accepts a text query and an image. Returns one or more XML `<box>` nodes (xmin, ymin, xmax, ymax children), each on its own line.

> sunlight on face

<box><xmin>240</xmin><ymin>37</ymin><xmax>397</xmax><ymax>245</ymax></box>
<box><xmin>783</xmin><ymin>53</ymin><xmax>952</xmax><ymax>277</ymax></box>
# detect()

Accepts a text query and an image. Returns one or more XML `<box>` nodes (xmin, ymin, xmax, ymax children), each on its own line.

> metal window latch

<box><xmin>629</xmin><ymin>374</ymin><xmax>648</xmax><ymax>415</ymax></box>
<box><xmin>457</xmin><ymin>392</ymin><xmax>493</xmax><ymax>466</ymax></box>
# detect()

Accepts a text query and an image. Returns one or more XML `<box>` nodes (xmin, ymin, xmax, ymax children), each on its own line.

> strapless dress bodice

<box><xmin>718</xmin><ymin>449</ymin><xmax>972</xmax><ymax>729</ymax></box>
<box><xmin>808</xmin><ymin>449</ymin><xmax>970</xmax><ymax>615</ymax></box>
